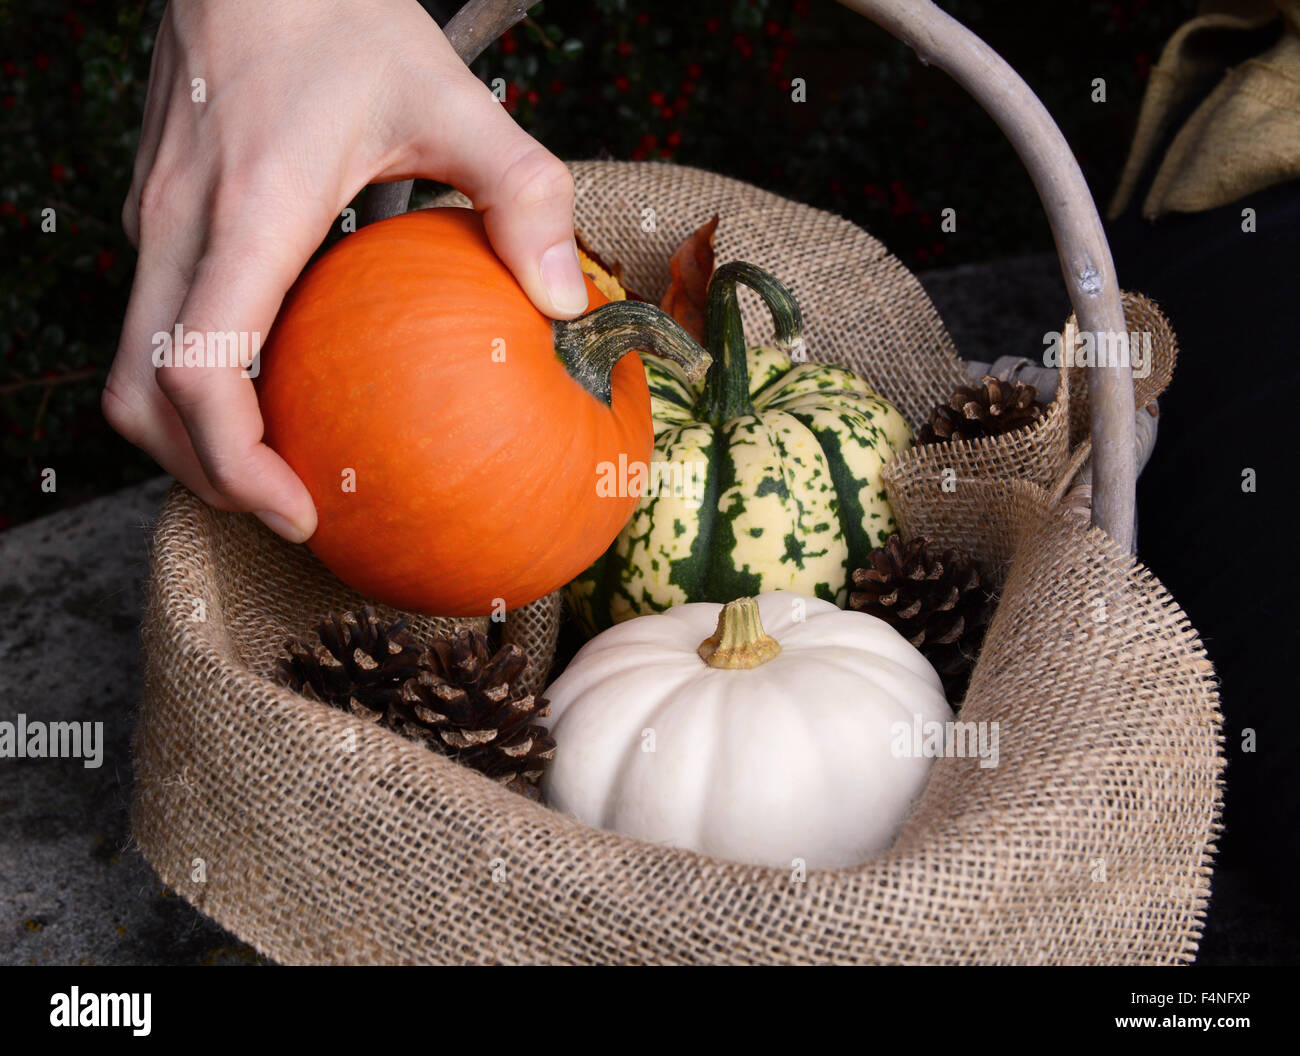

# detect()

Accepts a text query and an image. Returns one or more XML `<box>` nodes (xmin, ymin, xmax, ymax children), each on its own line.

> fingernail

<box><xmin>540</xmin><ymin>239</ymin><xmax>589</xmax><ymax>316</ymax></box>
<box><xmin>255</xmin><ymin>509</ymin><xmax>313</xmax><ymax>544</ymax></box>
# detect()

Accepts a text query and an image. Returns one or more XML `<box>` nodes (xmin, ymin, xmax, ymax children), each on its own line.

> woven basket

<box><xmin>131</xmin><ymin>3</ymin><xmax>1223</xmax><ymax>965</ymax></box>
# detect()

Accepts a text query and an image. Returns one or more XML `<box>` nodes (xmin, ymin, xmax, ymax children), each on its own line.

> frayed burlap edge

<box><xmin>884</xmin><ymin>291</ymin><xmax>1178</xmax><ymax>544</ymax></box>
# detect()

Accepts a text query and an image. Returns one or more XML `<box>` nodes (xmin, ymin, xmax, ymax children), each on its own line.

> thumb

<box><xmin>430</xmin><ymin>81</ymin><xmax>588</xmax><ymax>320</ymax></box>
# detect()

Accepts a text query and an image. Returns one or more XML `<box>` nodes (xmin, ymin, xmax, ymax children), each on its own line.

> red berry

<box><xmin>34</xmin><ymin>53</ymin><xmax>51</xmax><ymax>71</ymax></box>
<box><xmin>0</xmin><ymin>201</ymin><xmax>15</xmax><ymax>217</ymax></box>
<box><xmin>635</xmin><ymin>12</ymin><xmax>651</xmax><ymax>26</ymax></box>
<box><xmin>630</xmin><ymin>146</ymin><xmax>648</xmax><ymax>161</ymax></box>
<box><xmin>659</xmin><ymin>105</ymin><xmax>674</xmax><ymax>120</ymax></box>
<box><xmin>765</xmin><ymin>20</ymin><xmax>781</xmax><ymax>39</ymax></box>
<box><xmin>70</xmin><ymin>20</ymin><xmax>85</xmax><ymax>39</ymax></box>
<box><xmin>915</xmin><ymin>247</ymin><xmax>932</xmax><ymax>264</ymax></box>
<box><xmin>794</xmin><ymin>0</ymin><xmax>811</xmax><ymax>17</ymax></box>
<box><xmin>616</xmin><ymin>41</ymin><xmax>633</xmax><ymax>58</ymax></box>
<box><xmin>666</xmin><ymin>130</ymin><xmax>682</xmax><ymax>148</ymax></box>
<box><xmin>673</xmin><ymin>96</ymin><xmax>688</xmax><ymax>113</ymax></box>
<box><xmin>732</xmin><ymin>34</ymin><xmax>752</xmax><ymax>58</ymax></box>
<box><xmin>705</xmin><ymin>18</ymin><xmax>721</xmax><ymax>34</ymax></box>
<box><xmin>550</xmin><ymin>78</ymin><xmax>564</xmax><ymax>94</ymax></box>
<box><xmin>659</xmin><ymin>147</ymin><xmax>673</xmax><ymax>159</ymax></box>
<box><xmin>50</xmin><ymin>163</ymin><xmax>66</xmax><ymax>182</ymax></box>
<box><xmin>780</xmin><ymin>29</ymin><xmax>794</xmax><ymax>45</ymax></box>
<box><xmin>526</xmin><ymin>89</ymin><xmax>539</xmax><ymax>104</ymax></box>
<box><xmin>614</xmin><ymin>74</ymin><xmax>630</xmax><ymax>93</ymax></box>
<box><xmin>638</xmin><ymin>133</ymin><xmax>658</xmax><ymax>150</ymax></box>
<box><xmin>501</xmin><ymin>36</ymin><xmax>517</xmax><ymax>54</ymax></box>
<box><xmin>2</xmin><ymin>61</ymin><xmax>16</xmax><ymax>76</ymax></box>
<box><xmin>649</xmin><ymin>90</ymin><xmax>665</xmax><ymax>107</ymax></box>
<box><xmin>686</xmin><ymin>63</ymin><xmax>703</xmax><ymax>79</ymax></box>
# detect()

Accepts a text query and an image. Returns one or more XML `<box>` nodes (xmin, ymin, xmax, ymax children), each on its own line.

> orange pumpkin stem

<box><xmin>553</xmin><ymin>301</ymin><xmax>711</xmax><ymax>405</ymax></box>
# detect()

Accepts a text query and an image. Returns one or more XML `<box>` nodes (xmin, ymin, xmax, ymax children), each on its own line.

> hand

<box><xmin>104</xmin><ymin>0</ymin><xmax>588</xmax><ymax>541</ymax></box>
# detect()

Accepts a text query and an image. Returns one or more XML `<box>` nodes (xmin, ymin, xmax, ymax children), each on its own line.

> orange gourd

<box><xmin>257</xmin><ymin>207</ymin><xmax>708</xmax><ymax>616</ymax></box>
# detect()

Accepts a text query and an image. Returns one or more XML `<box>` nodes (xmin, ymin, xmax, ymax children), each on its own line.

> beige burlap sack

<box><xmin>1107</xmin><ymin>0</ymin><xmax>1300</xmax><ymax>220</ymax></box>
<box><xmin>133</xmin><ymin>162</ymin><xmax>1222</xmax><ymax>964</ymax></box>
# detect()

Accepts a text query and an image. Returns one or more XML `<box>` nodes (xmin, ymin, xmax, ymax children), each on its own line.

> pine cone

<box><xmin>848</xmin><ymin>535</ymin><xmax>992</xmax><ymax>704</ymax></box>
<box><xmin>275</xmin><ymin>611</ymin><xmax>554</xmax><ymax>799</ymax></box>
<box><xmin>917</xmin><ymin>374</ymin><xmax>1047</xmax><ymax>445</ymax></box>
<box><xmin>275</xmin><ymin>605</ymin><xmax>423</xmax><ymax>715</ymax></box>
<box><xmin>392</xmin><ymin>629</ymin><xmax>555</xmax><ymax>801</ymax></box>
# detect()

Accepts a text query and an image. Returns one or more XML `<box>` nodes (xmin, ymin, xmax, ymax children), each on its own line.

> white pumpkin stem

<box><xmin>697</xmin><ymin>598</ymin><xmax>781</xmax><ymax>669</ymax></box>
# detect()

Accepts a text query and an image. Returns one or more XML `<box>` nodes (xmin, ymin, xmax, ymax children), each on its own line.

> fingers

<box><xmin>431</xmin><ymin>81</ymin><xmax>588</xmax><ymax>320</ymax></box>
<box><xmin>106</xmin><ymin>176</ymin><xmax>240</xmax><ymax>509</ymax></box>
<box><xmin>154</xmin><ymin>201</ymin><xmax>321</xmax><ymax>542</ymax></box>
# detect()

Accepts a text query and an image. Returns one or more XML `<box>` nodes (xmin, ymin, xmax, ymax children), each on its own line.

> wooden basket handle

<box><xmin>362</xmin><ymin>0</ymin><xmax>1138</xmax><ymax>549</ymax></box>
<box><xmin>837</xmin><ymin>0</ymin><xmax>1136</xmax><ymax>548</ymax></box>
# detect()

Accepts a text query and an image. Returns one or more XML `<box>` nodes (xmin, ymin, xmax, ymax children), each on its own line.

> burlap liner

<box><xmin>885</xmin><ymin>289</ymin><xmax>1177</xmax><ymax>541</ymax></box>
<box><xmin>1065</xmin><ymin>292</ymin><xmax>1179</xmax><ymax>447</ymax></box>
<box><xmin>132</xmin><ymin>162</ymin><xmax>1222</xmax><ymax>964</ymax></box>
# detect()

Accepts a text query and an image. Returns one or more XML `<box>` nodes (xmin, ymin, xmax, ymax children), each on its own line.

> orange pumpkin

<box><xmin>258</xmin><ymin>207</ymin><xmax>708</xmax><ymax>616</ymax></box>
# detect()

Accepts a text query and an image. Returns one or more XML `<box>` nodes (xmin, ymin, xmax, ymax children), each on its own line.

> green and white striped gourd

<box><xmin>567</xmin><ymin>261</ymin><xmax>911</xmax><ymax>636</ymax></box>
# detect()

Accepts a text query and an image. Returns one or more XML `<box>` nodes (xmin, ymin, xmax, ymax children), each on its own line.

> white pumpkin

<box><xmin>541</xmin><ymin>591</ymin><xmax>953</xmax><ymax>869</ymax></box>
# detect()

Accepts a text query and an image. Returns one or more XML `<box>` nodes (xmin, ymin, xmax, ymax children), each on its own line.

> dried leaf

<box><xmin>660</xmin><ymin>215</ymin><xmax>719</xmax><ymax>343</ymax></box>
<box><xmin>575</xmin><ymin>232</ymin><xmax>648</xmax><ymax>302</ymax></box>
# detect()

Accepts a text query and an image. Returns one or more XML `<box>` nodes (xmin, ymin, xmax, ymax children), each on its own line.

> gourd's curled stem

<box><xmin>698</xmin><ymin>261</ymin><xmax>805</xmax><ymax>427</ymax></box>
<box><xmin>553</xmin><ymin>302</ymin><xmax>711</xmax><ymax>406</ymax></box>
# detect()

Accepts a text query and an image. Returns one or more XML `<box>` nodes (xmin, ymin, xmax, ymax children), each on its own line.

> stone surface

<box><xmin>0</xmin><ymin>476</ymin><xmax>264</xmax><ymax>966</ymax></box>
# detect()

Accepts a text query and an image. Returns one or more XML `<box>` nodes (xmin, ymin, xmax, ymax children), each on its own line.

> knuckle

<box><xmin>503</xmin><ymin>149</ymin><xmax>574</xmax><ymax>211</ymax></box>
<box><xmin>207</xmin><ymin>175</ymin><xmax>257</xmax><ymax>237</ymax></box>
<box><xmin>120</xmin><ymin>191</ymin><xmax>140</xmax><ymax>244</ymax></box>
<box><xmin>100</xmin><ymin>383</ymin><xmax>142</xmax><ymax>442</ymax></box>
<box><xmin>154</xmin><ymin>361</ymin><xmax>205</xmax><ymax>405</ymax></box>
<box><xmin>136</xmin><ymin>168</ymin><xmax>180</xmax><ymax>236</ymax></box>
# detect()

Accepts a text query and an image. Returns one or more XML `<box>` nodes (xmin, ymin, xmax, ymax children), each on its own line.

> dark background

<box><xmin>4</xmin><ymin>0</ymin><xmax>1297</xmax><ymax>965</ymax></box>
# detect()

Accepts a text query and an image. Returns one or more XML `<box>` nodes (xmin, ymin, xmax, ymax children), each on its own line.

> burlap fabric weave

<box><xmin>133</xmin><ymin>161</ymin><xmax>1222</xmax><ymax>964</ymax></box>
